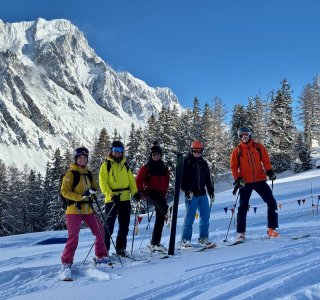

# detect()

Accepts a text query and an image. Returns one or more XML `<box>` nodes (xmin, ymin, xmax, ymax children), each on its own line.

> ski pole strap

<box><xmin>111</xmin><ymin>187</ymin><xmax>130</xmax><ymax>192</ymax></box>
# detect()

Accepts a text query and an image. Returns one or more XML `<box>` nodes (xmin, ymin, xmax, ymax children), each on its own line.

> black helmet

<box><xmin>150</xmin><ymin>145</ymin><xmax>162</xmax><ymax>157</ymax></box>
<box><xmin>238</xmin><ymin>127</ymin><xmax>252</xmax><ymax>138</ymax></box>
<box><xmin>74</xmin><ymin>147</ymin><xmax>89</xmax><ymax>159</ymax></box>
<box><xmin>111</xmin><ymin>141</ymin><xmax>124</xmax><ymax>153</ymax></box>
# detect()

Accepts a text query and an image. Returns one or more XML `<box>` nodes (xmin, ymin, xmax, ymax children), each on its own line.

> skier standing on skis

<box><xmin>230</xmin><ymin>126</ymin><xmax>278</xmax><ymax>242</ymax></box>
<box><xmin>136</xmin><ymin>143</ymin><xmax>170</xmax><ymax>252</ymax></box>
<box><xmin>99</xmin><ymin>141</ymin><xmax>140</xmax><ymax>257</ymax></box>
<box><xmin>60</xmin><ymin>147</ymin><xmax>108</xmax><ymax>279</ymax></box>
<box><xmin>180</xmin><ymin>140</ymin><xmax>215</xmax><ymax>248</ymax></box>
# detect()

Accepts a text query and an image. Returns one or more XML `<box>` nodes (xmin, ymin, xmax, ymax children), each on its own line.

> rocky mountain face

<box><xmin>0</xmin><ymin>18</ymin><xmax>182</xmax><ymax>171</ymax></box>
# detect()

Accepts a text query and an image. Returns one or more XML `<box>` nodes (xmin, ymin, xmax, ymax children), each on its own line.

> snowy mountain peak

<box><xmin>0</xmin><ymin>18</ymin><xmax>183</xmax><ymax>171</ymax></box>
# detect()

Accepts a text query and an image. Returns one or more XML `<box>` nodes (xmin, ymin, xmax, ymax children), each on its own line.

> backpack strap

<box><xmin>237</xmin><ymin>142</ymin><xmax>263</xmax><ymax>168</ymax></box>
<box><xmin>105</xmin><ymin>159</ymin><xmax>130</xmax><ymax>192</ymax></box>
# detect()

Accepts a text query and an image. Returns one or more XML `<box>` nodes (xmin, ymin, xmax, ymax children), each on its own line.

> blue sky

<box><xmin>2</xmin><ymin>0</ymin><xmax>320</xmax><ymax>112</ymax></box>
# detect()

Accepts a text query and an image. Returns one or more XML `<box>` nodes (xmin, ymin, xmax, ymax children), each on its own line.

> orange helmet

<box><xmin>191</xmin><ymin>140</ymin><xmax>204</xmax><ymax>149</ymax></box>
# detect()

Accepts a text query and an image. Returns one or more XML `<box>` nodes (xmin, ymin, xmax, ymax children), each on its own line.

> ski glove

<box><xmin>133</xmin><ymin>192</ymin><xmax>141</xmax><ymax>202</ymax></box>
<box><xmin>266</xmin><ymin>169</ymin><xmax>277</xmax><ymax>181</ymax></box>
<box><xmin>82</xmin><ymin>190</ymin><xmax>91</xmax><ymax>199</ymax></box>
<box><xmin>209</xmin><ymin>192</ymin><xmax>215</xmax><ymax>203</ymax></box>
<box><xmin>185</xmin><ymin>191</ymin><xmax>193</xmax><ymax>200</ymax></box>
<box><xmin>111</xmin><ymin>194</ymin><xmax>121</xmax><ymax>204</ymax></box>
<box><xmin>234</xmin><ymin>177</ymin><xmax>246</xmax><ymax>189</ymax></box>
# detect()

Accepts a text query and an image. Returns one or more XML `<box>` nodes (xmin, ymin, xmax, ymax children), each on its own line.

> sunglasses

<box><xmin>240</xmin><ymin>132</ymin><xmax>250</xmax><ymax>138</ymax></box>
<box><xmin>112</xmin><ymin>147</ymin><xmax>124</xmax><ymax>153</ymax></box>
<box><xmin>192</xmin><ymin>149</ymin><xmax>203</xmax><ymax>154</ymax></box>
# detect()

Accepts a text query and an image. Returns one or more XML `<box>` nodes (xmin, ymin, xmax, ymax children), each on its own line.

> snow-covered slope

<box><xmin>0</xmin><ymin>169</ymin><xmax>320</xmax><ymax>299</ymax></box>
<box><xmin>0</xmin><ymin>18</ymin><xmax>182</xmax><ymax>171</ymax></box>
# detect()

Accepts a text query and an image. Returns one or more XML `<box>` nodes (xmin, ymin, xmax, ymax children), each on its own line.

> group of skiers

<box><xmin>60</xmin><ymin>126</ymin><xmax>279</xmax><ymax>279</ymax></box>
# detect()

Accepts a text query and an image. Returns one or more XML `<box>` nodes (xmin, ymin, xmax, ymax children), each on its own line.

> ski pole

<box><xmin>91</xmin><ymin>196</ymin><xmax>123</xmax><ymax>267</ymax></box>
<box><xmin>130</xmin><ymin>201</ymin><xmax>139</xmax><ymax>256</ymax></box>
<box><xmin>223</xmin><ymin>189</ymin><xmax>240</xmax><ymax>242</ymax></box>
<box><xmin>87</xmin><ymin>196</ymin><xmax>114</xmax><ymax>267</ymax></box>
<box><xmin>83</xmin><ymin>196</ymin><xmax>117</xmax><ymax>264</ymax></box>
<box><xmin>138</xmin><ymin>208</ymin><xmax>155</xmax><ymax>250</ymax></box>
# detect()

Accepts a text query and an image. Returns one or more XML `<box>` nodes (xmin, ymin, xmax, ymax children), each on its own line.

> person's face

<box><xmin>112</xmin><ymin>147</ymin><xmax>124</xmax><ymax>161</ymax></box>
<box><xmin>76</xmin><ymin>154</ymin><xmax>88</xmax><ymax>167</ymax></box>
<box><xmin>151</xmin><ymin>152</ymin><xmax>161</xmax><ymax>161</ymax></box>
<box><xmin>240</xmin><ymin>132</ymin><xmax>250</xmax><ymax>143</ymax></box>
<box><xmin>192</xmin><ymin>148</ymin><xmax>203</xmax><ymax>157</ymax></box>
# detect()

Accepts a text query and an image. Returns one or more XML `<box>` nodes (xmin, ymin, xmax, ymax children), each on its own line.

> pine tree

<box><xmin>6</xmin><ymin>164</ymin><xmax>25</xmax><ymax>234</ymax></box>
<box><xmin>91</xmin><ymin>128</ymin><xmax>111</xmax><ymax>177</ymax></box>
<box><xmin>292</xmin><ymin>132</ymin><xmax>312</xmax><ymax>173</ymax></box>
<box><xmin>190</xmin><ymin>97</ymin><xmax>202</xmax><ymax>140</ymax></box>
<box><xmin>0</xmin><ymin>160</ymin><xmax>9</xmax><ymax>236</ymax></box>
<box><xmin>145</xmin><ymin>114</ymin><xmax>160</xmax><ymax>153</ymax></box>
<box><xmin>176</xmin><ymin>109</ymin><xmax>193</xmax><ymax>155</ymax></box>
<box><xmin>126</xmin><ymin>123</ymin><xmax>146</xmax><ymax>174</ymax></box>
<box><xmin>230</xmin><ymin>104</ymin><xmax>249</xmax><ymax>147</ymax></box>
<box><xmin>25</xmin><ymin>170</ymin><xmax>46</xmax><ymax>232</ymax></box>
<box><xmin>267</xmin><ymin>79</ymin><xmax>296</xmax><ymax>172</ymax></box>
<box><xmin>46</xmin><ymin>149</ymin><xmax>66</xmax><ymax>230</ymax></box>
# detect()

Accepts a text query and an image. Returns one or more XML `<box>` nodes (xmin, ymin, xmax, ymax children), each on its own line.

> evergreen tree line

<box><xmin>0</xmin><ymin>77</ymin><xmax>318</xmax><ymax>237</ymax></box>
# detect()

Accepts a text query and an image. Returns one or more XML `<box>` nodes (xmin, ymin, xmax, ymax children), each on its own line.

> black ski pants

<box><xmin>146</xmin><ymin>191</ymin><xmax>168</xmax><ymax>246</ymax></box>
<box><xmin>104</xmin><ymin>200</ymin><xmax>131</xmax><ymax>253</ymax></box>
<box><xmin>237</xmin><ymin>181</ymin><xmax>278</xmax><ymax>233</ymax></box>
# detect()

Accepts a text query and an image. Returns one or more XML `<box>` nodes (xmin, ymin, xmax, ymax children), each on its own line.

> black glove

<box><xmin>209</xmin><ymin>192</ymin><xmax>215</xmax><ymax>203</ymax></box>
<box><xmin>111</xmin><ymin>194</ymin><xmax>121</xmax><ymax>204</ymax></box>
<box><xmin>266</xmin><ymin>169</ymin><xmax>277</xmax><ymax>181</ymax></box>
<box><xmin>234</xmin><ymin>177</ymin><xmax>246</xmax><ymax>189</ymax></box>
<box><xmin>133</xmin><ymin>192</ymin><xmax>141</xmax><ymax>202</ymax></box>
<box><xmin>82</xmin><ymin>190</ymin><xmax>91</xmax><ymax>199</ymax></box>
<box><xmin>185</xmin><ymin>191</ymin><xmax>193</xmax><ymax>200</ymax></box>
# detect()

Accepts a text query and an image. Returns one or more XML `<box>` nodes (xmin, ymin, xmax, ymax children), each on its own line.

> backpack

<box><xmin>60</xmin><ymin>170</ymin><xmax>93</xmax><ymax>209</ymax></box>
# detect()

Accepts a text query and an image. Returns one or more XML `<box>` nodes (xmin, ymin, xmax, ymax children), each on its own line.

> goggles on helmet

<box><xmin>112</xmin><ymin>147</ymin><xmax>124</xmax><ymax>153</ymax></box>
<box><xmin>74</xmin><ymin>147</ymin><xmax>89</xmax><ymax>157</ymax></box>
<box><xmin>239</xmin><ymin>132</ymin><xmax>250</xmax><ymax>138</ymax></box>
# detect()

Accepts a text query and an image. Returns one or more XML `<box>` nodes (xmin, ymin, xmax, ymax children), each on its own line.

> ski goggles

<box><xmin>192</xmin><ymin>148</ymin><xmax>203</xmax><ymax>154</ymax></box>
<box><xmin>74</xmin><ymin>147</ymin><xmax>89</xmax><ymax>157</ymax></box>
<box><xmin>112</xmin><ymin>147</ymin><xmax>124</xmax><ymax>153</ymax></box>
<box><xmin>239</xmin><ymin>132</ymin><xmax>250</xmax><ymax>138</ymax></box>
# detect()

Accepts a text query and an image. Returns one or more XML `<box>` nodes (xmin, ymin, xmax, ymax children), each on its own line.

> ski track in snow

<box><xmin>122</xmin><ymin>237</ymin><xmax>320</xmax><ymax>300</ymax></box>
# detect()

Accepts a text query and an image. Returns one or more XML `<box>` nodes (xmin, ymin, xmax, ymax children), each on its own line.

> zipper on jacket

<box><xmin>246</xmin><ymin>144</ymin><xmax>257</xmax><ymax>182</ymax></box>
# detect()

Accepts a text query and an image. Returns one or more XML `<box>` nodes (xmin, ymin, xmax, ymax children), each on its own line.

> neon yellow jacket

<box><xmin>99</xmin><ymin>156</ymin><xmax>138</xmax><ymax>203</ymax></box>
<box><xmin>61</xmin><ymin>163</ymin><xmax>98</xmax><ymax>214</ymax></box>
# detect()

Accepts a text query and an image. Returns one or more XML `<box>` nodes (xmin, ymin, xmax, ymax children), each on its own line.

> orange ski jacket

<box><xmin>230</xmin><ymin>139</ymin><xmax>273</xmax><ymax>184</ymax></box>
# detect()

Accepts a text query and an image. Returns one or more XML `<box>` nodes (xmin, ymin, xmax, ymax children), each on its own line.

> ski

<box><xmin>62</xmin><ymin>277</ymin><xmax>73</xmax><ymax>282</ymax></box>
<box><xmin>93</xmin><ymin>257</ymin><xmax>114</xmax><ymax>267</ymax></box>
<box><xmin>194</xmin><ymin>243</ymin><xmax>217</xmax><ymax>252</ymax></box>
<box><xmin>290</xmin><ymin>234</ymin><xmax>311</xmax><ymax>240</ymax></box>
<box><xmin>226</xmin><ymin>240</ymin><xmax>245</xmax><ymax>246</ymax></box>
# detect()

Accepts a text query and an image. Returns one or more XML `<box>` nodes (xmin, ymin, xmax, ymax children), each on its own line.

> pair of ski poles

<box><xmin>223</xmin><ymin>177</ymin><xmax>275</xmax><ymax>242</ymax></box>
<box><xmin>83</xmin><ymin>194</ymin><xmax>123</xmax><ymax>267</ymax></box>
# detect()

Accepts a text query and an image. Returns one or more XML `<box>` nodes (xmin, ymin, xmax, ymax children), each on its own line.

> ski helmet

<box><xmin>74</xmin><ymin>147</ymin><xmax>89</xmax><ymax>159</ymax></box>
<box><xmin>191</xmin><ymin>140</ymin><xmax>204</xmax><ymax>149</ymax></box>
<box><xmin>238</xmin><ymin>127</ymin><xmax>252</xmax><ymax>138</ymax></box>
<box><xmin>111</xmin><ymin>141</ymin><xmax>124</xmax><ymax>153</ymax></box>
